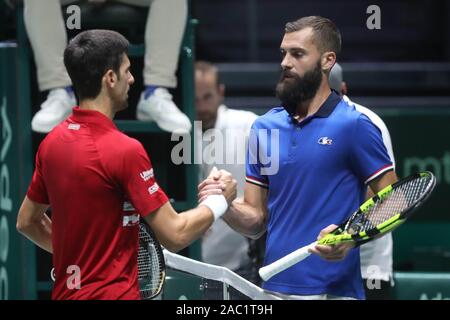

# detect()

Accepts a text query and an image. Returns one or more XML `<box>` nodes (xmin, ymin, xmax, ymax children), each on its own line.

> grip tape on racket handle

<box><xmin>258</xmin><ymin>241</ymin><xmax>317</xmax><ymax>281</ymax></box>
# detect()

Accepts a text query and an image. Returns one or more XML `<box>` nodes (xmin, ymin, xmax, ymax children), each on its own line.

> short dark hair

<box><xmin>195</xmin><ymin>60</ymin><xmax>221</xmax><ymax>87</ymax></box>
<box><xmin>285</xmin><ymin>16</ymin><xmax>341</xmax><ymax>57</ymax></box>
<box><xmin>64</xmin><ymin>29</ymin><xmax>129</xmax><ymax>100</ymax></box>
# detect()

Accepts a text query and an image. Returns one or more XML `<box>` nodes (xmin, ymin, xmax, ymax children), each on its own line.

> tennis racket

<box><xmin>138</xmin><ymin>221</ymin><xmax>166</xmax><ymax>299</ymax></box>
<box><xmin>259</xmin><ymin>171</ymin><xmax>436</xmax><ymax>282</ymax></box>
<box><xmin>49</xmin><ymin>221</ymin><xmax>166</xmax><ymax>299</ymax></box>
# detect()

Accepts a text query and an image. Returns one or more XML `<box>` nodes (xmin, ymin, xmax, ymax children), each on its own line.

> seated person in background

<box><xmin>24</xmin><ymin>0</ymin><xmax>191</xmax><ymax>133</ymax></box>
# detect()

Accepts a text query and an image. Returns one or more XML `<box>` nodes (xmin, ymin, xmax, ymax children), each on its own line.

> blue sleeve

<box><xmin>246</xmin><ymin>121</ymin><xmax>269</xmax><ymax>188</ymax></box>
<box><xmin>351</xmin><ymin>114</ymin><xmax>394</xmax><ymax>184</ymax></box>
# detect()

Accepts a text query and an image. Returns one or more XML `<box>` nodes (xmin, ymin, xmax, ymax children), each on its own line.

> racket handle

<box><xmin>258</xmin><ymin>241</ymin><xmax>317</xmax><ymax>281</ymax></box>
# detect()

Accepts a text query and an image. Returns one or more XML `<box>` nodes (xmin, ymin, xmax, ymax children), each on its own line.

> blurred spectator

<box><xmin>329</xmin><ymin>62</ymin><xmax>396</xmax><ymax>300</ymax></box>
<box><xmin>195</xmin><ymin>61</ymin><xmax>262</xmax><ymax>296</ymax></box>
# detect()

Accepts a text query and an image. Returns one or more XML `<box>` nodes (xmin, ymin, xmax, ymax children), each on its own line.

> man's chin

<box><xmin>201</xmin><ymin>121</ymin><xmax>214</xmax><ymax>131</ymax></box>
<box><xmin>277</xmin><ymin>78</ymin><xmax>295</xmax><ymax>89</ymax></box>
<box><xmin>115</xmin><ymin>101</ymin><xmax>129</xmax><ymax>112</ymax></box>
<box><xmin>275</xmin><ymin>82</ymin><xmax>285</xmax><ymax>93</ymax></box>
<box><xmin>276</xmin><ymin>82</ymin><xmax>292</xmax><ymax>99</ymax></box>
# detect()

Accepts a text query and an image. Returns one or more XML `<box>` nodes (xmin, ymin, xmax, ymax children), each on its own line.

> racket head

<box><xmin>138</xmin><ymin>221</ymin><xmax>166</xmax><ymax>299</ymax></box>
<box><xmin>319</xmin><ymin>171</ymin><xmax>436</xmax><ymax>246</ymax></box>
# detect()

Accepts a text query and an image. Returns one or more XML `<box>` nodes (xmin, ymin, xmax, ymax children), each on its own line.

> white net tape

<box><xmin>163</xmin><ymin>250</ymin><xmax>281</xmax><ymax>300</ymax></box>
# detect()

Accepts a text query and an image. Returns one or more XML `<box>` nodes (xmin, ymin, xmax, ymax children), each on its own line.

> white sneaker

<box><xmin>31</xmin><ymin>88</ymin><xmax>77</xmax><ymax>133</ymax></box>
<box><xmin>136</xmin><ymin>87</ymin><xmax>192</xmax><ymax>133</ymax></box>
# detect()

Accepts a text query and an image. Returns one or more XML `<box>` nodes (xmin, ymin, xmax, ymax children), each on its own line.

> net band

<box><xmin>163</xmin><ymin>250</ymin><xmax>281</xmax><ymax>300</ymax></box>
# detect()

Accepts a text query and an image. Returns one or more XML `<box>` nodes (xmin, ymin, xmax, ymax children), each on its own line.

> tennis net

<box><xmin>161</xmin><ymin>250</ymin><xmax>281</xmax><ymax>300</ymax></box>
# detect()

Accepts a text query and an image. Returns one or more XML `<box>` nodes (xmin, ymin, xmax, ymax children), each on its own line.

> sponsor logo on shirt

<box><xmin>148</xmin><ymin>183</ymin><xmax>159</xmax><ymax>195</ymax></box>
<box><xmin>140</xmin><ymin>168</ymin><xmax>154</xmax><ymax>181</ymax></box>
<box><xmin>68</xmin><ymin>123</ymin><xmax>80</xmax><ymax>130</ymax></box>
<box><xmin>122</xmin><ymin>202</ymin><xmax>140</xmax><ymax>227</ymax></box>
<box><xmin>123</xmin><ymin>214</ymin><xmax>140</xmax><ymax>227</ymax></box>
<box><xmin>318</xmin><ymin>136</ymin><xmax>333</xmax><ymax>145</ymax></box>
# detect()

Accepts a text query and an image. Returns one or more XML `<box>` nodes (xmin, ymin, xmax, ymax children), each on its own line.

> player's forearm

<box><xmin>223</xmin><ymin>197</ymin><xmax>266</xmax><ymax>239</ymax></box>
<box><xmin>17</xmin><ymin>213</ymin><xmax>53</xmax><ymax>253</ymax></box>
<box><xmin>168</xmin><ymin>206</ymin><xmax>215</xmax><ymax>252</ymax></box>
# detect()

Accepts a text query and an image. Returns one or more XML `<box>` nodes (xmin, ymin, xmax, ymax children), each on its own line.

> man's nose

<box><xmin>281</xmin><ymin>54</ymin><xmax>293</xmax><ymax>70</ymax></box>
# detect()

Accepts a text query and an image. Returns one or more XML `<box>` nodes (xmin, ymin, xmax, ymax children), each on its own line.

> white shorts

<box><xmin>264</xmin><ymin>289</ymin><xmax>357</xmax><ymax>300</ymax></box>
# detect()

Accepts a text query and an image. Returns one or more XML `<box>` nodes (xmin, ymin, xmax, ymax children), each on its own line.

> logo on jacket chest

<box><xmin>317</xmin><ymin>136</ymin><xmax>333</xmax><ymax>145</ymax></box>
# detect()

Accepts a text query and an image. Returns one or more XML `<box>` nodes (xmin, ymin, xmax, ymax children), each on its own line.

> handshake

<box><xmin>197</xmin><ymin>167</ymin><xmax>237</xmax><ymax>221</ymax></box>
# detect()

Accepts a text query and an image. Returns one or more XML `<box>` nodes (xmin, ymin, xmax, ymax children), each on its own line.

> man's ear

<box><xmin>340</xmin><ymin>81</ymin><xmax>348</xmax><ymax>95</ymax></box>
<box><xmin>103</xmin><ymin>69</ymin><xmax>117</xmax><ymax>88</ymax></box>
<box><xmin>218</xmin><ymin>83</ymin><xmax>225</xmax><ymax>98</ymax></box>
<box><xmin>321</xmin><ymin>52</ymin><xmax>336</xmax><ymax>73</ymax></box>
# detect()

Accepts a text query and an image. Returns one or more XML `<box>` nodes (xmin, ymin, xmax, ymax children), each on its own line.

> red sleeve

<box><xmin>26</xmin><ymin>147</ymin><xmax>50</xmax><ymax>204</ymax></box>
<box><xmin>119</xmin><ymin>140</ymin><xmax>169</xmax><ymax>217</ymax></box>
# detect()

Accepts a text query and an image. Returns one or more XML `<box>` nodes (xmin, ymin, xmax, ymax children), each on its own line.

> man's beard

<box><xmin>275</xmin><ymin>60</ymin><xmax>323</xmax><ymax>116</ymax></box>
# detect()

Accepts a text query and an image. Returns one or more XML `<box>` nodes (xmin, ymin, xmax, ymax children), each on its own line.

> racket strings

<box><xmin>138</xmin><ymin>224</ymin><xmax>165</xmax><ymax>299</ymax></box>
<box><xmin>347</xmin><ymin>175</ymin><xmax>432</xmax><ymax>233</ymax></box>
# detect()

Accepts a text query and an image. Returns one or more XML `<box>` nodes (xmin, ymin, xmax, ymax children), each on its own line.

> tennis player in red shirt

<box><xmin>16</xmin><ymin>29</ymin><xmax>236</xmax><ymax>300</ymax></box>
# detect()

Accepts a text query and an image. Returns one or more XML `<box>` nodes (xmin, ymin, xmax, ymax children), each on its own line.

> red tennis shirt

<box><xmin>27</xmin><ymin>107</ymin><xmax>169</xmax><ymax>300</ymax></box>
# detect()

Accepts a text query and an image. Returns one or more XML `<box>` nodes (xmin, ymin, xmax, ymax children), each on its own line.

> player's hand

<box><xmin>198</xmin><ymin>167</ymin><xmax>237</xmax><ymax>205</ymax></box>
<box><xmin>308</xmin><ymin>224</ymin><xmax>354</xmax><ymax>261</ymax></box>
<box><xmin>198</xmin><ymin>167</ymin><xmax>224</xmax><ymax>203</ymax></box>
<box><xmin>217</xmin><ymin>169</ymin><xmax>237</xmax><ymax>205</ymax></box>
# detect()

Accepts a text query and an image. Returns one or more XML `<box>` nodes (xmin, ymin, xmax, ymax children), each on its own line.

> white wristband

<box><xmin>200</xmin><ymin>195</ymin><xmax>228</xmax><ymax>221</ymax></box>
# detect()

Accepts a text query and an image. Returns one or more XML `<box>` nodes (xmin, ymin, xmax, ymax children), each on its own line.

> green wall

<box><xmin>0</xmin><ymin>43</ymin><xmax>35</xmax><ymax>300</ymax></box>
<box><xmin>380</xmin><ymin>109</ymin><xmax>450</xmax><ymax>221</ymax></box>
